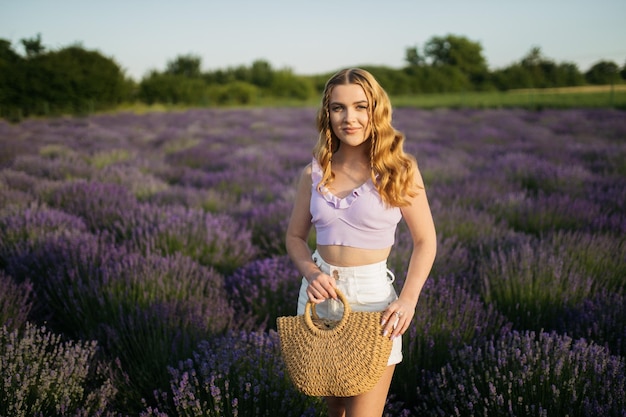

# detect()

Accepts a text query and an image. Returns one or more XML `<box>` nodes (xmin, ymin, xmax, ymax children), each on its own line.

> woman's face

<box><xmin>329</xmin><ymin>83</ymin><xmax>370</xmax><ymax>148</ymax></box>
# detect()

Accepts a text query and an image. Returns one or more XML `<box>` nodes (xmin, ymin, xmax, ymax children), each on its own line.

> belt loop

<box><xmin>312</xmin><ymin>250</ymin><xmax>321</xmax><ymax>268</ymax></box>
<box><xmin>386</xmin><ymin>268</ymin><xmax>396</xmax><ymax>284</ymax></box>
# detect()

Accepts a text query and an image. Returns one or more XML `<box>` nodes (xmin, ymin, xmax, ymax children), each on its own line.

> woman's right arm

<box><xmin>285</xmin><ymin>164</ymin><xmax>337</xmax><ymax>302</ymax></box>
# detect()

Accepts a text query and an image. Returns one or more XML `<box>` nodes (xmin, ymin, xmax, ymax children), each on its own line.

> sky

<box><xmin>1</xmin><ymin>0</ymin><xmax>625</xmax><ymax>81</ymax></box>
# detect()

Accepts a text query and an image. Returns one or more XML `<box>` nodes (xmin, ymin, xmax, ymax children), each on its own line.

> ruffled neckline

<box><xmin>312</xmin><ymin>158</ymin><xmax>375</xmax><ymax>209</ymax></box>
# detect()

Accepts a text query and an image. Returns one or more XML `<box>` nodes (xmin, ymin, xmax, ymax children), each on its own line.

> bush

<box><xmin>146</xmin><ymin>185</ymin><xmax>235</xmax><ymax>214</ymax></box>
<box><xmin>480</xmin><ymin>239</ymin><xmax>595</xmax><ymax>331</ymax></box>
<box><xmin>208</xmin><ymin>81</ymin><xmax>259</xmax><ymax>105</ymax></box>
<box><xmin>415</xmin><ymin>331</ymin><xmax>626</xmax><ymax>417</ymax></box>
<box><xmin>0</xmin><ymin>322</ymin><xmax>116</xmax><ymax>417</ymax></box>
<box><xmin>95</xmin><ymin>164</ymin><xmax>168</xmax><ymax>201</ymax></box>
<box><xmin>139</xmin><ymin>72</ymin><xmax>210</xmax><ymax>105</ymax></box>
<box><xmin>392</xmin><ymin>275</ymin><xmax>509</xmax><ymax>408</ymax></box>
<box><xmin>143</xmin><ymin>331</ymin><xmax>325</xmax><ymax>417</ymax></box>
<box><xmin>235</xmin><ymin>199</ymin><xmax>292</xmax><ymax>257</ymax></box>
<box><xmin>494</xmin><ymin>191</ymin><xmax>604</xmax><ymax>235</ymax></box>
<box><xmin>226</xmin><ymin>255</ymin><xmax>301</xmax><ymax>330</ymax></box>
<box><xmin>47</xmin><ymin>180</ymin><xmax>138</xmax><ymax>237</ymax></box>
<box><xmin>0</xmin><ymin>270</ymin><xmax>32</xmax><ymax>331</ymax></box>
<box><xmin>0</xmin><ymin>205</ymin><xmax>88</xmax><ymax>269</ymax></box>
<box><xmin>11</xmin><ymin>154</ymin><xmax>93</xmax><ymax>181</ymax></box>
<box><xmin>548</xmin><ymin>231</ymin><xmax>626</xmax><ymax>294</ymax></box>
<box><xmin>124</xmin><ymin>204</ymin><xmax>258</xmax><ymax>274</ymax></box>
<box><xmin>557</xmin><ymin>289</ymin><xmax>626</xmax><ymax>357</ymax></box>
<box><xmin>4</xmin><ymin>230</ymin><xmax>236</xmax><ymax>412</ymax></box>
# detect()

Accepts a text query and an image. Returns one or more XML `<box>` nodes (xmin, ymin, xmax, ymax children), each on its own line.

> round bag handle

<box><xmin>303</xmin><ymin>288</ymin><xmax>351</xmax><ymax>335</ymax></box>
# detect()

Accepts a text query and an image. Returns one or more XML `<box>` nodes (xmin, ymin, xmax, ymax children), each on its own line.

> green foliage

<box><xmin>0</xmin><ymin>32</ymin><xmax>622</xmax><ymax>121</ymax></box>
<box><xmin>208</xmin><ymin>81</ymin><xmax>260</xmax><ymax>105</ymax></box>
<box><xmin>360</xmin><ymin>65</ymin><xmax>414</xmax><ymax>95</ymax></box>
<box><xmin>491</xmin><ymin>47</ymin><xmax>586</xmax><ymax>90</ymax></box>
<box><xmin>0</xmin><ymin>37</ymin><xmax>132</xmax><ymax>120</ymax></box>
<box><xmin>249</xmin><ymin>59</ymin><xmax>274</xmax><ymax>88</ymax></box>
<box><xmin>405</xmin><ymin>46</ymin><xmax>425</xmax><ymax>66</ymax></box>
<box><xmin>269</xmin><ymin>69</ymin><xmax>315</xmax><ymax>99</ymax></box>
<box><xmin>424</xmin><ymin>34</ymin><xmax>489</xmax><ymax>83</ymax></box>
<box><xmin>585</xmin><ymin>60</ymin><xmax>621</xmax><ymax>85</ymax></box>
<box><xmin>20</xmin><ymin>33</ymin><xmax>45</xmax><ymax>57</ymax></box>
<box><xmin>166</xmin><ymin>54</ymin><xmax>202</xmax><ymax>78</ymax></box>
<box><xmin>139</xmin><ymin>71</ymin><xmax>210</xmax><ymax>105</ymax></box>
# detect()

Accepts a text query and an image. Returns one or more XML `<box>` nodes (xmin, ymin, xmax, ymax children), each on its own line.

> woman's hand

<box><xmin>306</xmin><ymin>271</ymin><xmax>338</xmax><ymax>303</ymax></box>
<box><xmin>381</xmin><ymin>298</ymin><xmax>416</xmax><ymax>340</ymax></box>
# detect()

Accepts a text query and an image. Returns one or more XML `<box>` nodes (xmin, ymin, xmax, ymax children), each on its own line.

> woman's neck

<box><xmin>332</xmin><ymin>143</ymin><xmax>370</xmax><ymax>168</ymax></box>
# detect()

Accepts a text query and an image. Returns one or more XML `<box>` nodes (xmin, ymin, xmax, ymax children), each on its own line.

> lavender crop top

<box><xmin>310</xmin><ymin>158</ymin><xmax>402</xmax><ymax>249</ymax></box>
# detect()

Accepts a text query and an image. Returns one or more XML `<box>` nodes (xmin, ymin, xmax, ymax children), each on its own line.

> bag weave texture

<box><xmin>276</xmin><ymin>289</ymin><xmax>392</xmax><ymax>397</ymax></box>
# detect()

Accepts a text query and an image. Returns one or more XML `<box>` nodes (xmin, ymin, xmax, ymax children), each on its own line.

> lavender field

<box><xmin>0</xmin><ymin>107</ymin><xmax>625</xmax><ymax>416</ymax></box>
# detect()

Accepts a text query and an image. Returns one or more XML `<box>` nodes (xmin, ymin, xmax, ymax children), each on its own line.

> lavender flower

<box><xmin>415</xmin><ymin>330</ymin><xmax>626</xmax><ymax>417</ymax></box>
<box><xmin>146</xmin><ymin>330</ymin><xmax>324</xmax><ymax>417</ymax></box>
<box><xmin>95</xmin><ymin>164</ymin><xmax>169</xmax><ymax>201</ymax></box>
<box><xmin>557</xmin><ymin>289</ymin><xmax>626</xmax><ymax>357</ymax></box>
<box><xmin>0</xmin><ymin>186</ymin><xmax>35</xmax><ymax>212</ymax></box>
<box><xmin>393</xmin><ymin>274</ymin><xmax>510</xmax><ymax>409</ymax></box>
<box><xmin>11</xmin><ymin>153</ymin><xmax>93</xmax><ymax>181</ymax></box>
<box><xmin>0</xmin><ymin>168</ymin><xmax>42</xmax><ymax>193</ymax></box>
<box><xmin>5</xmin><ymin>230</ymin><xmax>235</xmax><ymax>412</ymax></box>
<box><xmin>0</xmin><ymin>205</ymin><xmax>89</xmax><ymax>270</ymax></box>
<box><xmin>47</xmin><ymin>180</ymin><xmax>139</xmax><ymax>235</ymax></box>
<box><xmin>225</xmin><ymin>255</ymin><xmax>302</xmax><ymax>330</ymax></box>
<box><xmin>146</xmin><ymin>185</ymin><xmax>235</xmax><ymax>214</ymax></box>
<box><xmin>0</xmin><ymin>270</ymin><xmax>32</xmax><ymax>331</ymax></box>
<box><xmin>233</xmin><ymin>198</ymin><xmax>292</xmax><ymax>257</ymax></box>
<box><xmin>124</xmin><ymin>204</ymin><xmax>257</xmax><ymax>274</ymax></box>
<box><xmin>480</xmin><ymin>234</ymin><xmax>614</xmax><ymax>332</ymax></box>
<box><xmin>0</xmin><ymin>322</ymin><xmax>117</xmax><ymax>416</ymax></box>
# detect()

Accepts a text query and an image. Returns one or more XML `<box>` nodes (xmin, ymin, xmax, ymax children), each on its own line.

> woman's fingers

<box><xmin>306</xmin><ymin>273</ymin><xmax>337</xmax><ymax>302</ymax></box>
<box><xmin>381</xmin><ymin>301</ymin><xmax>415</xmax><ymax>339</ymax></box>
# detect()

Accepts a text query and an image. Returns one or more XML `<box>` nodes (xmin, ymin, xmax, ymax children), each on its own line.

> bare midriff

<box><xmin>317</xmin><ymin>245</ymin><xmax>392</xmax><ymax>267</ymax></box>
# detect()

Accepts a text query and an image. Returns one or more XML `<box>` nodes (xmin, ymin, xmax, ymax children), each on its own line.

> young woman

<box><xmin>285</xmin><ymin>68</ymin><xmax>437</xmax><ymax>417</ymax></box>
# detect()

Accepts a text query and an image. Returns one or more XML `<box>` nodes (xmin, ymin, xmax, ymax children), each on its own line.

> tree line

<box><xmin>1</xmin><ymin>33</ymin><xmax>625</xmax><ymax>121</ymax></box>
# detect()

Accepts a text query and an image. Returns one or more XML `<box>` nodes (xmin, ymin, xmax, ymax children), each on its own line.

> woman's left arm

<box><xmin>382</xmin><ymin>165</ymin><xmax>437</xmax><ymax>339</ymax></box>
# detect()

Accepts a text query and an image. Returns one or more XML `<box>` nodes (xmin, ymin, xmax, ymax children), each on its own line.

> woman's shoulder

<box><xmin>302</xmin><ymin>161</ymin><xmax>313</xmax><ymax>175</ymax></box>
<box><xmin>295</xmin><ymin>162</ymin><xmax>313</xmax><ymax>186</ymax></box>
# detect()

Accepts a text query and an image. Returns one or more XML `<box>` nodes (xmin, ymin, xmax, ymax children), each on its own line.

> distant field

<box><xmin>392</xmin><ymin>85</ymin><xmax>626</xmax><ymax>109</ymax></box>
<box><xmin>392</xmin><ymin>85</ymin><xmax>626</xmax><ymax>110</ymax></box>
<box><xmin>509</xmin><ymin>84</ymin><xmax>626</xmax><ymax>94</ymax></box>
<box><xmin>108</xmin><ymin>84</ymin><xmax>626</xmax><ymax>116</ymax></box>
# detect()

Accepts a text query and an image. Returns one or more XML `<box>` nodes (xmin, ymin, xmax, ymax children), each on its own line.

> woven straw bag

<box><xmin>276</xmin><ymin>289</ymin><xmax>393</xmax><ymax>397</ymax></box>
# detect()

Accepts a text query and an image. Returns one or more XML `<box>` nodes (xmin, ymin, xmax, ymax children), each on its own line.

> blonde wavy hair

<box><xmin>313</xmin><ymin>68</ymin><xmax>419</xmax><ymax>207</ymax></box>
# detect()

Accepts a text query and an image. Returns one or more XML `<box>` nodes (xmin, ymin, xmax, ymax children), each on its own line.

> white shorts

<box><xmin>297</xmin><ymin>250</ymin><xmax>403</xmax><ymax>366</ymax></box>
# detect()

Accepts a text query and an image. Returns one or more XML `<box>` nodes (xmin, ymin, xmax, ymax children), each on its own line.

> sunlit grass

<box><xmin>393</xmin><ymin>85</ymin><xmax>626</xmax><ymax>109</ymax></box>
<box><xmin>105</xmin><ymin>85</ymin><xmax>626</xmax><ymax>114</ymax></box>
